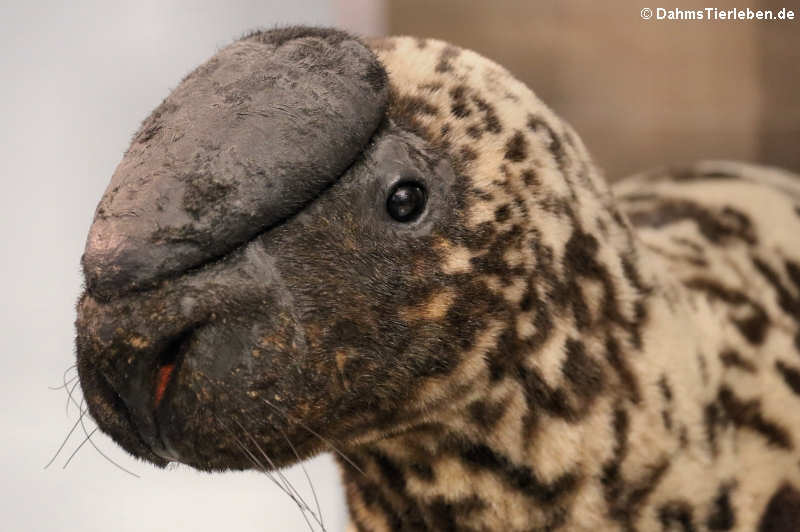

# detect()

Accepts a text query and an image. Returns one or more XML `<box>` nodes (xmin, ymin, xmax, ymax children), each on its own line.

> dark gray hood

<box><xmin>83</xmin><ymin>28</ymin><xmax>387</xmax><ymax>299</ymax></box>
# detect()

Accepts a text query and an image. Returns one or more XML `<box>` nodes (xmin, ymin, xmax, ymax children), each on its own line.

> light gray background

<box><xmin>1</xmin><ymin>2</ymin><xmax>383</xmax><ymax>530</ymax></box>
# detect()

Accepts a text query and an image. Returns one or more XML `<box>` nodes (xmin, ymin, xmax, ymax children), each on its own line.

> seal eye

<box><xmin>387</xmin><ymin>182</ymin><xmax>427</xmax><ymax>222</ymax></box>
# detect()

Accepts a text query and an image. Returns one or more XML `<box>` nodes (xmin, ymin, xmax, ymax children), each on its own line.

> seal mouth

<box><xmin>153</xmin><ymin>328</ymin><xmax>194</xmax><ymax>411</ymax></box>
<box><xmin>77</xmin><ymin>306</ymin><xmax>202</xmax><ymax>465</ymax></box>
<box><xmin>149</xmin><ymin>327</ymin><xmax>197</xmax><ymax>462</ymax></box>
<box><xmin>79</xmin><ymin>359</ymin><xmax>170</xmax><ymax>467</ymax></box>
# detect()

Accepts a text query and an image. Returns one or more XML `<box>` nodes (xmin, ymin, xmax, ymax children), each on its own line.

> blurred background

<box><xmin>387</xmin><ymin>0</ymin><xmax>800</xmax><ymax>178</ymax></box>
<box><xmin>2</xmin><ymin>1</ymin><xmax>797</xmax><ymax>531</ymax></box>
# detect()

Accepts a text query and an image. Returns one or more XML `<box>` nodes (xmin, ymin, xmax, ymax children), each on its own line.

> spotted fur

<box><xmin>75</xmin><ymin>29</ymin><xmax>800</xmax><ymax>531</ymax></box>
<box><xmin>338</xmin><ymin>36</ymin><xmax>800</xmax><ymax>532</ymax></box>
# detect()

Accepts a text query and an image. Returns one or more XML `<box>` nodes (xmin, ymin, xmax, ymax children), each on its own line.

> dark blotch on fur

<box><xmin>658</xmin><ymin>500</ymin><xmax>696</xmax><ymax>532</ymax></box>
<box><xmin>776</xmin><ymin>361</ymin><xmax>800</xmax><ymax>396</ymax></box>
<box><xmin>472</xmin><ymin>95</ymin><xmax>502</xmax><ymax>134</ymax></box>
<box><xmin>456</xmin><ymin>441</ymin><xmax>578</xmax><ymax>503</ymax></box>
<box><xmin>605</xmin><ymin>337</ymin><xmax>642</xmax><ymax>404</ymax></box>
<box><xmin>628</xmin><ymin>200</ymin><xmax>757</xmax><ymax>247</ymax></box>
<box><xmin>717</xmin><ymin>386</ymin><xmax>793</xmax><ymax>450</ymax></box>
<box><xmin>601</xmin><ymin>408</ymin><xmax>629</xmax><ymax>504</ymax></box>
<box><xmin>706</xmin><ymin>483</ymin><xmax>736</xmax><ymax>530</ymax></box>
<box><xmin>468</xmin><ymin>399</ymin><xmax>508</xmax><ymax>431</ymax></box>
<box><xmin>684</xmin><ymin>278</ymin><xmax>769</xmax><ymax>345</ymax></box>
<box><xmin>562</xmin><ymin>339</ymin><xmax>605</xmax><ymax>400</ymax></box>
<box><xmin>388</xmin><ymin>93</ymin><xmax>440</xmax><ymax>144</ymax></box>
<box><xmin>527</xmin><ymin>114</ymin><xmax>565</xmax><ymax>169</ymax></box>
<box><xmin>759</xmin><ymin>484</ymin><xmax>800</xmax><ymax>532</ymax></box>
<box><xmin>435</xmin><ymin>45</ymin><xmax>460</xmax><ymax>73</ymax></box>
<box><xmin>504</xmin><ymin>131</ymin><xmax>529</xmax><ymax>162</ymax></box>
<box><xmin>704</xmin><ymin>402</ymin><xmax>721</xmax><ymax>457</ymax></box>
<box><xmin>521</xmin><ymin>168</ymin><xmax>538</xmax><ymax>187</ymax></box>
<box><xmin>449</xmin><ymin>85</ymin><xmax>471</xmax><ymax>118</ymax></box>
<box><xmin>752</xmin><ymin>257</ymin><xmax>800</xmax><ymax>322</ymax></box>
<box><xmin>719</xmin><ymin>349</ymin><xmax>756</xmax><ymax>373</ymax></box>
<box><xmin>425</xmin><ymin>495</ymin><xmax>486</xmax><ymax>531</ymax></box>
<box><xmin>494</xmin><ymin>204</ymin><xmax>511</xmax><ymax>223</ymax></box>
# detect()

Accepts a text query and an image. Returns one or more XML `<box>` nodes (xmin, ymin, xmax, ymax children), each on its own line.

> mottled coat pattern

<box><xmin>337</xmin><ymin>36</ymin><xmax>800</xmax><ymax>531</ymax></box>
<box><xmin>74</xmin><ymin>28</ymin><xmax>800</xmax><ymax>532</ymax></box>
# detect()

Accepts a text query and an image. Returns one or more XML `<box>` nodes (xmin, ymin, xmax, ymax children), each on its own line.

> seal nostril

<box><xmin>153</xmin><ymin>328</ymin><xmax>194</xmax><ymax>408</ymax></box>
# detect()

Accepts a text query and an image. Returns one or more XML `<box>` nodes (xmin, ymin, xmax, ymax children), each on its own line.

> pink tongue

<box><xmin>154</xmin><ymin>363</ymin><xmax>175</xmax><ymax>408</ymax></box>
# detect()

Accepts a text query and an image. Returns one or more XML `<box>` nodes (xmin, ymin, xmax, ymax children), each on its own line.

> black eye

<box><xmin>387</xmin><ymin>181</ymin><xmax>427</xmax><ymax>222</ymax></box>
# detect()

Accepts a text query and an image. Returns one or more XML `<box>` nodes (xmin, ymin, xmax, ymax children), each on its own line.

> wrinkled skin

<box><xmin>76</xmin><ymin>27</ymin><xmax>471</xmax><ymax>470</ymax></box>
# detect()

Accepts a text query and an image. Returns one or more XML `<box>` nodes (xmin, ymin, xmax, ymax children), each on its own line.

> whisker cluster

<box><xmin>261</xmin><ymin>397</ymin><xmax>364</xmax><ymax>476</ymax></box>
<box><xmin>45</xmin><ymin>364</ymin><xmax>140</xmax><ymax>478</ymax></box>
<box><xmin>215</xmin><ymin>415</ymin><xmax>327</xmax><ymax>532</ymax></box>
<box><xmin>48</xmin><ymin>365</ymin><xmax>357</xmax><ymax>531</ymax></box>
